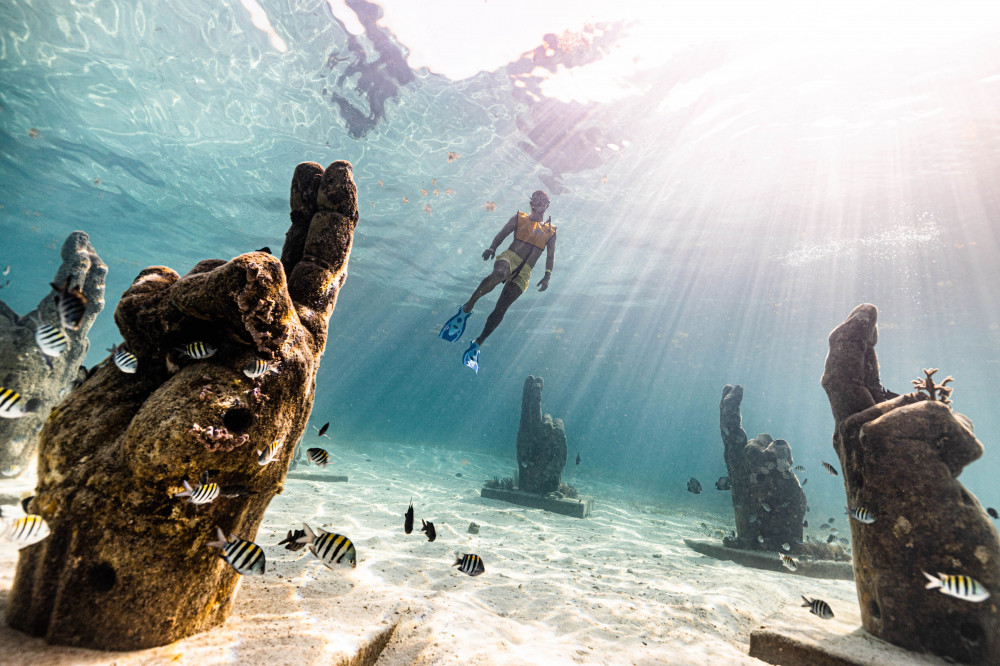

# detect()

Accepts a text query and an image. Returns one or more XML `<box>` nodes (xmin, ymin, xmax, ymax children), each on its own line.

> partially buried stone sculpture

<box><xmin>7</xmin><ymin>160</ymin><xmax>359</xmax><ymax>650</ymax></box>
<box><xmin>0</xmin><ymin>232</ymin><xmax>106</xmax><ymax>480</ymax></box>
<box><xmin>516</xmin><ymin>375</ymin><xmax>566</xmax><ymax>494</ymax></box>
<box><xmin>821</xmin><ymin>303</ymin><xmax>999</xmax><ymax>664</ymax></box>
<box><xmin>719</xmin><ymin>384</ymin><xmax>807</xmax><ymax>552</ymax></box>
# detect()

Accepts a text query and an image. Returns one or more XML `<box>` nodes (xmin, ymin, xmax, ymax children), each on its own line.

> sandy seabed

<box><xmin>0</xmin><ymin>440</ymin><xmax>857</xmax><ymax>665</ymax></box>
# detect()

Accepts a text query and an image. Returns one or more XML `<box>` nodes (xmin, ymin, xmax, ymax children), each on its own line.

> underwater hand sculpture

<box><xmin>0</xmin><ymin>232</ymin><xmax>106</xmax><ymax>480</ymax></box>
<box><xmin>821</xmin><ymin>304</ymin><xmax>999</xmax><ymax>664</ymax></box>
<box><xmin>719</xmin><ymin>385</ymin><xmax>807</xmax><ymax>551</ymax></box>
<box><xmin>7</xmin><ymin>161</ymin><xmax>359</xmax><ymax>650</ymax></box>
<box><xmin>515</xmin><ymin>376</ymin><xmax>567</xmax><ymax>494</ymax></box>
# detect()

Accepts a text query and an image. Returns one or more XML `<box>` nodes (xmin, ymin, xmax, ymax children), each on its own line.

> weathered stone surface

<box><xmin>0</xmin><ymin>232</ymin><xmax>106</xmax><ymax>480</ymax></box>
<box><xmin>820</xmin><ymin>304</ymin><xmax>1000</xmax><ymax>664</ymax></box>
<box><xmin>515</xmin><ymin>376</ymin><xmax>566</xmax><ymax>494</ymax></box>
<box><xmin>6</xmin><ymin>160</ymin><xmax>359</xmax><ymax>650</ymax></box>
<box><xmin>683</xmin><ymin>539</ymin><xmax>853</xmax><ymax>581</ymax></box>
<box><xmin>749</xmin><ymin>597</ymin><xmax>950</xmax><ymax>666</ymax></box>
<box><xmin>481</xmin><ymin>487</ymin><xmax>592</xmax><ymax>518</ymax></box>
<box><xmin>719</xmin><ymin>385</ymin><xmax>807</xmax><ymax>552</ymax></box>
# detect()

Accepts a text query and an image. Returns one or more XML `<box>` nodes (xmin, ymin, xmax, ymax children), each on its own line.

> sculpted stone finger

<box><xmin>820</xmin><ymin>303</ymin><xmax>881</xmax><ymax>424</ymax></box>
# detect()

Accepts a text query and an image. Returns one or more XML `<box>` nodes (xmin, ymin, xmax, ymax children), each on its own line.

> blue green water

<box><xmin>2</xmin><ymin>0</ymin><xmax>999</xmax><ymax>521</ymax></box>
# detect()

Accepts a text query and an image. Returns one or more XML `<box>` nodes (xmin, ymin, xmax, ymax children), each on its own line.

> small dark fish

<box><xmin>219</xmin><ymin>484</ymin><xmax>258</xmax><ymax>498</ymax></box>
<box><xmin>801</xmin><ymin>478</ymin><xmax>808</xmax><ymax>486</ymax></box>
<box><xmin>51</xmin><ymin>278</ymin><xmax>87</xmax><ymax>330</ymax></box>
<box><xmin>761</xmin><ymin>502</ymin><xmax>772</xmax><ymax>512</ymax></box>
<box><xmin>686</xmin><ymin>477</ymin><xmax>702</xmax><ymax>494</ymax></box>
<box><xmin>779</xmin><ymin>553</ymin><xmax>797</xmax><ymax>571</ymax></box>
<box><xmin>881</xmin><ymin>385</ymin><xmax>900</xmax><ymax>400</ymax></box>
<box><xmin>278</xmin><ymin>529</ymin><xmax>307</xmax><ymax>551</ymax></box>
<box><xmin>71</xmin><ymin>365</ymin><xmax>89</xmax><ymax>389</ymax></box>
<box><xmin>793</xmin><ymin>465</ymin><xmax>806</xmax><ymax>472</ymax></box>
<box><xmin>314</xmin><ymin>422</ymin><xmax>330</xmax><ymax>438</ymax></box>
<box><xmin>803</xmin><ymin>520</ymin><xmax>808</xmax><ymax>528</ymax></box>
<box><xmin>421</xmin><ymin>519</ymin><xmax>436</xmax><ymax>542</ymax></box>
<box><xmin>827</xmin><ymin>534</ymin><xmax>837</xmax><ymax>543</ymax></box>
<box><xmin>306</xmin><ymin>448</ymin><xmax>330</xmax><ymax>467</ymax></box>
<box><xmin>575</xmin><ymin>452</ymin><xmax>580</xmax><ymax>465</ymax></box>
<box><xmin>748</xmin><ymin>512</ymin><xmax>758</xmax><ymax>523</ymax></box>
<box><xmin>821</xmin><ymin>461</ymin><xmax>839</xmax><ymax>476</ymax></box>
<box><xmin>802</xmin><ymin>596</ymin><xmax>834</xmax><ymax>619</ymax></box>
<box><xmin>20</xmin><ymin>495</ymin><xmax>33</xmax><ymax>513</ymax></box>
<box><xmin>987</xmin><ymin>507</ymin><xmax>998</xmax><ymax>519</ymax></box>
<box><xmin>404</xmin><ymin>500</ymin><xmax>414</xmax><ymax>534</ymax></box>
<box><xmin>715</xmin><ymin>476</ymin><xmax>731</xmax><ymax>491</ymax></box>
<box><xmin>257</xmin><ymin>246</ymin><xmax>271</xmax><ymax>254</ymax></box>
<box><xmin>454</xmin><ymin>553</ymin><xmax>485</xmax><ymax>576</ymax></box>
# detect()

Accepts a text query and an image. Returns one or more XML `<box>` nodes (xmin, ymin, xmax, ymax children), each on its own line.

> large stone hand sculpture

<box><xmin>821</xmin><ymin>304</ymin><xmax>999</xmax><ymax>664</ymax></box>
<box><xmin>516</xmin><ymin>376</ymin><xmax>567</xmax><ymax>494</ymax></box>
<box><xmin>719</xmin><ymin>385</ymin><xmax>806</xmax><ymax>551</ymax></box>
<box><xmin>0</xmin><ymin>232</ymin><xmax>106</xmax><ymax>479</ymax></box>
<box><xmin>7</xmin><ymin>161</ymin><xmax>358</xmax><ymax>650</ymax></box>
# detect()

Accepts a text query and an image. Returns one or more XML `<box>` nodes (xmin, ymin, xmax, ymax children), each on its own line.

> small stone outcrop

<box><xmin>821</xmin><ymin>303</ymin><xmax>999</xmax><ymax>664</ymax></box>
<box><xmin>515</xmin><ymin>376</ymin><xmax>566</xmax><ymax>494</ymax></box>
<box><xmin>7</xmin><ymin>160</ymin><xmax>359</xmax><ymax>650</ymax></box>
<box><xmin>0</xmin><ymin>232</ymin><xmax>106</xmax><ymax>480</ymax></box>
<box><xmin>720</xmin><ymin>384</ymin><xmax>806</xmax><ymax>551</ymax></box>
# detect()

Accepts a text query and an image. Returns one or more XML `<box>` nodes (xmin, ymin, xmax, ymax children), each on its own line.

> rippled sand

<box><xmin>0</xmin><ymin>440</ymin><xmax>857</xmax><ymax>665</ymax></box>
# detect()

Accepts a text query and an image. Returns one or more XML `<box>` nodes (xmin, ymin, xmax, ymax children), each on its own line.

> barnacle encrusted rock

<box><xmin>7</xmin><ymin>160</ymin><xmax>359</xmax><ymax>650</ymax></box>
<box><xmin>821</xmin><ymin>303</ymin><xmax>999</xmax><ymax>664</ymax></box>
<box><xmin>0</xmin><ymin>232</ymin><xmax>106</xmax><ymax>480</ymax></box>
<box><xmin>719</xmin><ymin>385</ymin><xmax>808</xmax><ymax>552</ymax></box>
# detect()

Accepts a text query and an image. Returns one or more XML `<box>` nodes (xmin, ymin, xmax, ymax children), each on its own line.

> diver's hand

<box><xmin>537</xmin><ymin>275</ymin><xmax>550</xmax><ymax>292</ymax></box>
<box><xmin>482</xmin><ymin>248</ymin><xmax>495</xmax><ymax>260</ymax></box>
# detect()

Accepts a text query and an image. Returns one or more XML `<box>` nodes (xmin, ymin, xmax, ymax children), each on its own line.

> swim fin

<box><xmin>439</xmin><ymin>306</ymin><xmax>471</xmax><ymax>342</ymax></box>
<box><xmin>463</xmin><ymin>341</ymin><xmax>480</xmax><ymax>374</ymax></box>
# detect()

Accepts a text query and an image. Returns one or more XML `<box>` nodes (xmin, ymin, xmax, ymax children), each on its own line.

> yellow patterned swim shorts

<box><xmin>496</xmin><ymin>248</ymin><xmax>530</xmax><ymax>294</ymax></box>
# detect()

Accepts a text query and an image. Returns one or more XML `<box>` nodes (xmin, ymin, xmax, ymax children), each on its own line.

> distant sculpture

<box><xmin>0</xmin><ymin>232</ymin><xmax>106</xmax><ymax>480</ymax></box>
<box><xmin>7</xmin><ymin>160</ymin><xmax>359</xmax><ymax>650</ymax></box>
<box><xmin>719</xmin><ymin>385</ymin><xmax>806</xmax><ymax>550</ymax></box>
<box><xmin>821</xmin><ymin>304</ymin><xmax>999</xmax><ymax>664</ymax></box>
<box><xmin>515</xmin><ymin>376</ymin><xmax>566</xmax><ymax>493</ymax></box>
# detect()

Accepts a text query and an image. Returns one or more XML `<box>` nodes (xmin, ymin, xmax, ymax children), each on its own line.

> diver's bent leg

<box><xmin>474</xmin><ymin>281</ymin><xmax>523</xmax><ymax>344</ymax></box>
<box><xmin>463</xmin><ymin>262</ymin><xmax>510</xmax><ymax>313</ymax></box>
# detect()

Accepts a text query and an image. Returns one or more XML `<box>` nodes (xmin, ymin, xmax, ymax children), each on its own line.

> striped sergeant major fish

<box><xmin>0</xmin><ymin>508</ymin><xmax>50</xmax><ymax>548</ymax></box>
<box><xmin>779</xmin><ymin>553</ymin><xmax>797</xmax><ymax>571</ymax></box>
<box><xmin>0</xmin><ymin>388</ymin><xmax>37</xmax><ymax>419</ymax></box>
<box><xmin>306</xmin><ymin>448</ymin><xmax>329</xmax><ymax>467</ymax></box>
<box><xmin>923</xmin><ymin>571</ymin><xmax>990</xmax><ymax>602</ymax></box>
<box><xmin>243</xmin><ymin>359</ymin><xmax>279</xmax><ymax>379</ymax></box>
<box><xmin>108</xmin><ymin>343</ymin><xmax>138</xmax><ymax>373</ymax></box>
<box><xmin>34</xmin><ymin>316</ymin><xmax>69</xmax><ymax>357</ymax></box>
<box><xmin>51</xmin><ymin>278</ymin><xmax>88</xmax><ymax>330</ymax></box>
<box><xmin>454</xmin><ymin>553</ymin><xmax>485</xmax><ymax>576</ymax></box>
<box><xmin>821</xmin><ymin>461</ymin><xmax>839</xmax><ymax>476</ymax></box>
<box><xmin>801</xmin><ymin>596</ymin><xmax>834</xmax><ymax>619</ymax></box>
<box><xmin>177</xmin><ymin>341</ymin><xmax>217</xmax><ymax>360</ymax></box>
<box><xmin>257</xmin><ymin>440</ymin><xmax>282</xmax><ymax>465</ymax></box>
<box><xmin>846</xmin><ymin>505</ymin><xmax>875</xmax><ymax>524</ymax></box>
<box><xmin>174</xmin><ymin>478</ymin><xmax>220</xmax><ymax>505</ymax></box>
<box><xmin>297</xmin><ymin>523</ymin><xmax>357</xmax><ymax>569</ymax></box>
<box><xmin>208</xmin><ymin>527</ymin><xmax>265</xmax><ymax>576</ymax></box>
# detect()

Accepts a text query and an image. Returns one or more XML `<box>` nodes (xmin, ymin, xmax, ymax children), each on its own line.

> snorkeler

<box><xmin>438</xmin><ymin>190</ymin><xmax>557</xmax><ymax>373</ymax></box>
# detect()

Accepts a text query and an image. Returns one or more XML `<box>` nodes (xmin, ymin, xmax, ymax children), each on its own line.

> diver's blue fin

<box><xmin>439</xmin><ymin>306</ymin><xmax>471</xmax><ymax>342</ymax></box>
<box><xmin>463</xmin><ymin>341</ymin><xmax>480</xmax><ymax>374</ymax></box>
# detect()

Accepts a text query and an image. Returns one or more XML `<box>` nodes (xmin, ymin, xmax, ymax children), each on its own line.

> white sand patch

<box><xmin>0</xmin><ymin>440</ymin><xmax>857</xmax><ymax>664</ymax></box>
